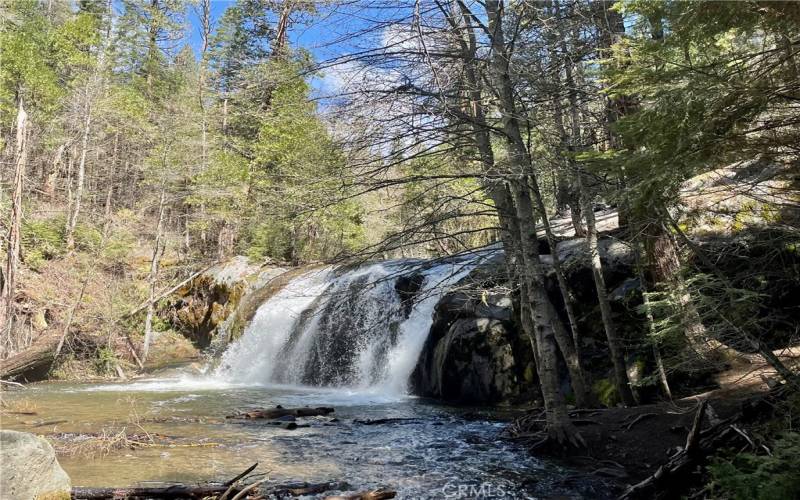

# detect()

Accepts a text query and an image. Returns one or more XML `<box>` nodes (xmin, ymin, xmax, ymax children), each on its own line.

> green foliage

<box><xmin>605</xmin><ymin>1</ymin><xmax>799</xmax><ymax>218</ymax></box>
<box><xmin>709</xmin><ymin>432</ymin><xmax>800</xmax><ymax>500</ymax></box>
<box><xmin>0</xmin><ymin>1</ymin><xmax>63</xmax><ymax>120</ymax></box>
<box><xmin>93</xmin><ymin>347</ymin><xmax>118</xmax><ymax>375</ymax></box>
<box><xmin>592</xmin><ymin>378</ymin><xmax>619</xmax><ymax>408</ymax></box>
<box><xmin>73</xmin><ymin>223</ymin><xmax>103</xmax><ymax>252</ymax></box>
<box><xmin>102</xmin><ymin>227</ymin><xmax>137</xmax><ymax>267</ymax></box>
<box><xmin>22</xmin><ymin>217</ymin><xmax>67</xmax><ymax>270</ymax></box>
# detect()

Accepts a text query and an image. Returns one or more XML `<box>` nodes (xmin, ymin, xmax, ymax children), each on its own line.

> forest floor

<box><xmin>512</xmin><ymin>347</ymin><xmax>800</xmax><ymax>495</ymax></box>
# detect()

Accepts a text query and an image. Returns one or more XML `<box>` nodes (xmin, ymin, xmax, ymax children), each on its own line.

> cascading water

<box><xmin>214</xmin><ymin>254</ymin><xmax>486</xmax><ymax>394</ymax></box>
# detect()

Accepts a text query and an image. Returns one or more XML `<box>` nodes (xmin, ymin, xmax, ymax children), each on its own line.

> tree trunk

<box><xmin>142</xmin><ymin>187</ymin><xmax>167</xmax><ymax>363</ymax></box>
<box><xmin>0</xmin><ymin>336</ymin><xmax>59</xmax><ymax>381</ymax></box>
<box><xmin>633</xmin><ymin>240</ymin><xmax>672</xmax><ymax>399</ymax></box>
<box><xmin>581</xmin><ymin>176</ymin><xmax>636</xmax><ymax>406</ymax></box>
<box><xmin>485</xmin><ymin>0</ymin><xmax>580</xmax><ymax>442</ymax></box>
<box><xmin>102</xmin><ymin>132</ymin><xmax>118</xmax><ymax>237</ymax></box>
<box><xmin>510</xmin><ymin>180</ymin><xmax>581</xmax><ymax>444</ymax></box>
<box><xmin>527</xmin><ymin>180</ymin><xmax>590</xmax><ymax>407</ymax></box>
<box><xmin>66</xmin><ymin>106</ymin><xmax>92</xmax><ymax>251</ymax></box>
<box><xmin>1</xmin><ymin>97</ymin><xmax>28</xmax><ymax>357</ymax></box>
<box><xmin>43</xmin><ymin>144</ymin><xmax>65</xmax><ymax>200</ymax></box>
<box><xmin>647</xmin><ymin>223</ymin><xmax>718</xmax><ymax>362</ymax></box>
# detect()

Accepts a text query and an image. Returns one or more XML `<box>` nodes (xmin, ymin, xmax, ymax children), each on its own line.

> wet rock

<box><xmin>416</xmin><ymin>317</ymin><xmax>520</xmax><ymax>404</ymax></box>
<box><xmin>395</xmin><ymin>273</ymin><xmax>425</xmax><ymax>316</ymax></box>
<box><xmin>0</xmin><ymin>430</ymin><xmax>71</xmax><ymax>500</ymax></box>
<box><xmin>412</xmin><ymin>234</ymin><xmax>639</xmax><ymax>406</ymax></box>
<box><xmin>166</xmin><ymin>257</ymin><xmax>289</xmax><ymax>349</ymax></box>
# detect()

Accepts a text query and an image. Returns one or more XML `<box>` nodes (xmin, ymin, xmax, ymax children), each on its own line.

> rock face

<box><xmin>421</xmin><ymin>317</ymin><xmax>522</xmax><ymax>404</ymax></box>
<box><xmin>412</xmin><ymin>254</ymin><xmax>537</xmax><ymax>405</ymax></box>
<box><xmin>0</xmin><ymin>430</ymin><xmax>71</xmax><ymax>500</ymax></box>
<box><xmin>413</xmin><ymin>235</ymin><xmax>640</xmax><ymax>405</ymax></box>
<box><xmin>166</xmin><ymin>257</ymin><xmax>288</xmax><ymax>348</ymax></box>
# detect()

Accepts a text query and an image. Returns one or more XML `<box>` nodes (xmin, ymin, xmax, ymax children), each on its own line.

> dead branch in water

<box><xmin>325</xmin><ymin>488</ymin><xmax>397</xmax><ymax>500</ymax></box>
<box><xmin>72</xmin><ymin>479</ymin><xmax>353</xmax><ymax>499</ymax></box>
<box><xmin>226</xmin><ymin>406</ymin><xmax>334</xmax><ymax>420</ymax></box>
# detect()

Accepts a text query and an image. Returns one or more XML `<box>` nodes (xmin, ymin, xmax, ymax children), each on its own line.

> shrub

<box><xmin>73</xmin><ymin>223</ymin><xmax>103</xmax><ymax>252</ymax></box>
<box><xmin>93</xmin><ymin>347</ymin><xmax>117</xmax><ymax>375</ymax></box>
<box><xmin>709</xmin><ymin>432</ymin><xmax>800</xmax><ymax>500</ymax></box>
<box><xmin>22</xmin><ymin>216</ymin><xmax>66</xmax><ymax>266</ymax></box>
<box><xmin>592</xmin><ymin>378</ymin><xmax>619</xmax><ymax>408</ymax></box>
<box><xmin>102</xmin><ymin>227</ymin><xmax>136</xmax><ymax>267</ymax></box>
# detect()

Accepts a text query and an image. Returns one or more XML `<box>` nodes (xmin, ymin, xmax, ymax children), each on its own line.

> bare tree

<box><xmin>1</xmin><ymin>96</ymin><xmax>28</xmax><ymax>356</ymax></box>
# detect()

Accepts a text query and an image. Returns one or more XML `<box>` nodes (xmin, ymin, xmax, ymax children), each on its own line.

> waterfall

<box><xmin>214</xmin><ymin>254</ymin><xmax>486</xmax><ymax>394</ymax></box>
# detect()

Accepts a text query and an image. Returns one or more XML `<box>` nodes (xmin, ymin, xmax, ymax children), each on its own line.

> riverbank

<box><xmin>508</xmin><ymin>352</ymin><xmax>800</xmax><ymax>499</ymax></box>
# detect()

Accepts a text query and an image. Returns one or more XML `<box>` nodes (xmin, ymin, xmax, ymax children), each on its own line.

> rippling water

<box><xmin>0</xmin><ymin>373</ymin><xmax>608</xmax><ymax>498</ymax></box>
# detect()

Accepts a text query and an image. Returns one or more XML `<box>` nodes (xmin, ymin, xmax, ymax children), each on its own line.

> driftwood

<box><xmin>352</xmin><ymin>418</ymin><xmax>422</xmax><ymax>426</ymax></box>
<box><xmin>72</xmin><ymin>484</ymin><xmax>234</xmax><ymax>499</ymax></box>
<box><xmin>276</xmin><ymin>481</ymin><xmax>350</xmax><ymax>496</ymax></box>
<box><xmin>227</xmin><ymin>406</ymin><xmax>334</xmax><ymax>420</ymax></box>
<box><xmin>0</xmin><ymin>336</ymin><xmax>60</xmax><ymax>381</ymax></box>
<box><xmin>224</xmin><ymin>463</ymin><xmax>258</xmax><ymax>487</ymax></box>
<box><xmin>325</xmin><ymin>488</ymin><xmax>397</xmax><ymax>500</ymax></box>
<box><xmin>620</xmin><ymin>400</ymin><xmax>739</xmax><ymax>499</ymax></box>
<box><xmin>72</xmin><ymin>480</ymin><xmax>352</xmax><ymax>499</ymax></box>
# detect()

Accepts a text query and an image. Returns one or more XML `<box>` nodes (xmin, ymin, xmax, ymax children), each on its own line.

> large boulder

<box><xmin>412</xmin><ymin>255</ymin><xmax>537</xmax><ymax>405</ymax></box>
<box><xmin>421</xmin><ymin>317</ymin><xmax>521</xmax><ymax>404</ymax></box>
<box><xmin>0</xmin><ymin>430</ymin><xmax>70</xmax><ymax>500</ymax></box>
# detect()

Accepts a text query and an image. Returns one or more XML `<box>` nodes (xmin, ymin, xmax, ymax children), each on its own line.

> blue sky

<box><xmin>182</xmin><ymin>1</ymin><xmax>414</xmax><ymax>94</ymax></box>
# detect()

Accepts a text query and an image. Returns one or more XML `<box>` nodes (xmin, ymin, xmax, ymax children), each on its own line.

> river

<box><xmin>1</xmin><ymin>373</ymin><xmax>606</xmax><ymax>498</ymax></box>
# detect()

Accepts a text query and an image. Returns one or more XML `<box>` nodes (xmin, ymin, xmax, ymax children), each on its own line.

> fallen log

<box><xmin>0</xmin><ymin>336</ymin><xmax>60</xmax><ymax>382</ymax></box>
<box><xmin>227</xmin><ymin>406</ymin><xmax>334</xmax><ymax>420</ymax></box>
<box><xmin>72</xmin><ymin>484</ymin><xmax>232</xmax><ymax>499</ymax></box>
<box><xmin>72</xmin><ymin>480</ymin><xmax>351</xmax><ymax>499</ymax></box>
<box><xmin>352</xmin><ymin>418</ymin><xmax>422</xmax><ymax>426</ymax></box>
<box><xmin>276</xmin><ymin>481</ymin><xmax>350</xmax><ymax>496</ymax></box>
<box><xmin>325</xmin><ymin>489</ymin><xmax>397</xmax><ymax>500</ymax></box>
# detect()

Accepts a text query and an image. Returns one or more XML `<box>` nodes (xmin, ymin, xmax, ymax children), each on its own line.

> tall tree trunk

<box><xmin>446</xmin><ymin>0</ymin><xmax>586</xmax><ymax>413</ymax></box>
<box><xmin>43</xmin><ymin>144</ymin><xmax>65</xmax><ymax>200</ymax></box>
<box><xmin>485</xmin><ymin>0</ymin><xmax>580</xmax><ymax>443</ymax></box>
<box><xmin>103</xmin><ymin>132</ymin><xmax>118</xmax><ymax>237</ymax></box>
<box><xmin>142</xmin><ymin>187</ymin><xmax>167</xmax><ymax>363</ymax></box>
<box><xmin>1</xmin><ymin>97</ymin><xmax>28</xmax><ymax>356</ymax></box>
<box><xmin>510</xmin><ymin>179</ymin><xmax>582</xmax><ymax>444</ymax></box>
<box><xmin>633</xmin><ymin>239</ymin><xmax>672</xmax><ymax>399</ymax></box>
<box><xmin>527</xmin><ymin>179</ymin><xmax>590</xmax><ymax>407</ymax></box>
<box><xmin>65</xmin><ymin>101</ymin><xmax>92</xmax><ymax>251</ymax></box>
<box><xmin>646</xmin><ymin>222</ymin><xmax>717</xmax><ymax>362</ymax></box>
<box><xmin>580</xmin><ymin>175</ymin><xmax>636</xmax><ymax>405</ymax></box>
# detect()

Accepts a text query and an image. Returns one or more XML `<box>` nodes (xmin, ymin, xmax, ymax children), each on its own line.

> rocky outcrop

<box><xmin>166</xmin><ymin>257</ymin><xmax>288</xmax><ymax>348</ymax></box>
<box><xmin>412</xmin><ymin>254</ymin><xmax>533</xmax><ymax>405</ymax></box>
<box><xmin>421</xmin><ymin>317</ymin><xmax>523</xmax><ymax>404</ymax></box>
<box><xmin>413</xmin><ymin>235</ymin><xmax>640</xmax><ymax>405</ymax></box>
<box><xmin>0</xmin><ymin>430</ymin><xmax>71</xmax><ymax>500</ymax></box>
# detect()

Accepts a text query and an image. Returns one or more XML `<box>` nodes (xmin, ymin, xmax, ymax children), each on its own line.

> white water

<box><xmin>212</xmin><ymin>256</ymin><xmax>484</xmax><ymax>396</ymax></box>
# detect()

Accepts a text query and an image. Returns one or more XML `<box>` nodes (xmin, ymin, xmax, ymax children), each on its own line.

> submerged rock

<box><xmin>0</xmin><ymin>430</ymin><xmax>71</xmax><ymax>500</ymax></box>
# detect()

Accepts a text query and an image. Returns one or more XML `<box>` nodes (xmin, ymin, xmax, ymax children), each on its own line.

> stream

<box><xmin>0</xmin><ymin>372</ymin><xmax>607</xmax><ymax>498</ymax></box>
